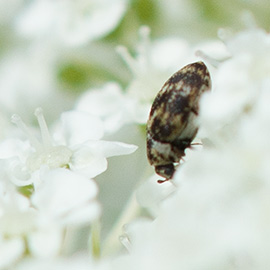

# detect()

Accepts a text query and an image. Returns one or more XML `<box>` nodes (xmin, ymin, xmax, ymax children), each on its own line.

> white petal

<box><xmin>0</xmin><ymin>139</ymin><xmax>28</xmax><ymax>159</ymax></box>
<box><xmin>136</xmin><ymin>175</ymin><xmax>176</xmax><ymax>216</ymax></box>
<box><xmin>76</xmin><ymin>82</ymin><xmax>125</xmax><ymax>117</ymax></box>
<box><xmin>28</xmin><ymin>226</ymin><xmax>63</xmax><ymax>258</ymax></box>
<box><xmin>6</xmin><ymin>157</ymin><xmax>33</xmax><ymax>187</ymax></box>
<box><xmin>32</xmin><ymin>168</ymin><xmax>99</xmax><ymax>225</ymax></box>
<box><xmin>150</xmin><ymin>37</ymin><xmax>191</xmax><ymax>71</ymax></box>
<box><xmin>83</xmin><ymin>140</ymin><xmax>138</xmax><ymax>158</ymax></box>
<box><xmin>76</xmin><ymin>82</ymin><xmax>135</xmax><ymax>133</ymax></box>
<box><xmin>0</xmin><ymin>238</ymin><xmax>24</xmax><ymax>269</ymax></box>
<box><xmin>70</xmin><ymin>146</ymin><xmax>108</xmax><ymax>178</ymax></box>
<box><xmin>61</xmin><ymin>201</ymin><xmax>101</xmax><ymax>226</ymax></box>
<box><xmin>60</xmin><ymin>110</ymin><xmax>104</xmax><ymax>145</ymax></box>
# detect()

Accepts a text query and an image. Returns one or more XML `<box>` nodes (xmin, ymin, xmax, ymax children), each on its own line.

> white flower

<box><xmin>31</xmin><ymin>168</ymin><xmax>100</xmax><ymax>227</ymax></box>
<box><xmin>0</xmin><ymin>187</ymin><xmax>34</xmax><ymax>269</ymax></box>
<box><xmin>58</xmin><ymin>110</ymin><xmax>138</xmax><ymax>178</ymax></box>
<box><xmin>16</xmin><ymin>0</ymin><xmax>128</xmax><ymax>46</ymax></box>
<box><xmin>135</xmin><ymin>174</ymin><xmax>176</xmax><ymax>217</ymax></box>
<box><xmin>0</xmin><ymin>45</ymin><xmax>64</xmax><ymax>122</ymax></box>
<box><xmin>200</xmin><ymin>28</ymin><xmax>270</xmax><ymax>143</ymax></box>
<box><xmin>0</xmin><ymin>237</ymin><xmax>24</xmax><ymax>270</ymax></box>
<box><xmin>3</xmin><ymin>108</ymin><xmax>137</xmax><ymax>186</ymax></box>
<box><xmin>0</xmin><ymin>165</ymin><xmax>100</xmax><ymax>267</ymax></box>
<box><xmin>114</xmin><ymin>132</ymin><xmax>270</xmax><ymax>269</ymax></box>
<box><xmin>117</xmin><ymin>26</ymin><xmax>194</xmax><ymax>124</ymax></box>
<box><xmin>0</xmin><ymin>183</ymin><xmax>62</xmax><ymax>268</ymax></box>
<box><xmin>75</xmin><ymin>82</ymin><xmax>138</xmax><ymax>134</ymax></box>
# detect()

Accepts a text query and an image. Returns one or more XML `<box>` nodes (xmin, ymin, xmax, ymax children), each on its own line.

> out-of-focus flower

<box><xmin>27</xmin><ymin>168</ymin><xmax>101</xmax><ymax>257</ymax></box>
<box><xmin>117</xmin><ymin>26</ymin><xmax>194</xmax><ymax>124</ymax></box>
<box><xmin>0</xmin><ymin>182</ymin><xmax>63</xmax><ymax>269</ymax></box>
<box><xmin>155</xmin><ymin>0</ymin><xmax>270</xmax><ymax>42</ymax></box>
<box><xmin>0</xmin><ymin>108</ymin><xmax>137</xmax><ymax>186</ymax></box>
<box><xmin>0</xmin><ymin>44</ymin><xmax>65</xmax><ymax>122</ymax></box>
<box><xmin>200</xmin><ymin>28</ymin><xmax>270</xmax><ymax>143</ymax></box>
<box><xmin>16</xmin><ymin>0</ymin><xmax>128</xmax><ymax>46</ymax></box>
<box><xmin>31</xmin><ymin>168</ymin><xmax>101</xmax><ymax>227</ymax></box>
<box><xmin>0</xmin><ymin>0</ymin><xmax>24</xmax><ymax>25</ymax></box>
<box><xmin>14</xmin><ymin>253</ymin><xmax>109</xmax><ymax>270</ymax></box>
<box><xmin>0</xmin><ymin>184</ymin><xmax>35</xmax><ymax>269</ymax></box>
<box><xmin>76</xmin><ymin>27</ymin><xmax>202</xmax><ymax>134</ymax></box>
<box><xmin>0</xmin><ymin>169</ymin><xmax>100</xmax><ymax>268</ymax></box>
<box><xmin>135</xmin><ymin>174</ymin><xmax>176</xmax><ymax>217</ymax></box>
<box><xmin>75</xmin><ymin>82</ymin><xmax>139</xmax><ymax>134</ymax></box>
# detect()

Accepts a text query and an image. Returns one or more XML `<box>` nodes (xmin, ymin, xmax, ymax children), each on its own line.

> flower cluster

<box><xmin>0</xmin><ymin>0</ymin><xmax>270</xmax><ymax>269</ymax></box>
<box><xmin>0</xmin><ymin>104</ymin><xmax>137</xmax><ymax>268</ymax></box>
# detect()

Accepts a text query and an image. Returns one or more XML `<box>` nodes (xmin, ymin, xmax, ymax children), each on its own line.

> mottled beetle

<box><xmin>146</xmin><ymin>61</ymin><xmax>211</xmax><ymax>183</ymax></box>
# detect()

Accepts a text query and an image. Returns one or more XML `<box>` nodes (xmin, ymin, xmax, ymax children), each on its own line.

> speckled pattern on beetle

<box><xmin>146</xmin><ymin>61</ymin><xmax>211</xmax><ymax>183</ymax></box>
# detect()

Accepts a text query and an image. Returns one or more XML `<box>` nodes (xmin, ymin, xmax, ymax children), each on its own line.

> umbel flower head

<box><xmin>4</xmin><ymin>107</ymin><xmax>137</xmax><ymax>186</ymax></box>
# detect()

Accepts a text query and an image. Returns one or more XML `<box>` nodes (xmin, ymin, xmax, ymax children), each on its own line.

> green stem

<box><xmin>91</xmin><ymin>220</ymin><xmax>101</xmax><ymax>259</ymax></box>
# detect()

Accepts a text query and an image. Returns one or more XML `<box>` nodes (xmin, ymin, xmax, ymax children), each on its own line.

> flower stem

<box><xmin>91</xmin><ymin>220</ymin><xmax>101</xmax><ymax>259</ymax></box>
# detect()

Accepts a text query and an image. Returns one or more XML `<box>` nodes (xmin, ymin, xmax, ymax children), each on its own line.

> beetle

<box><xmin>146</xmin><ymin>61</ymin><xmax>211</xmax><ymax>183</ymax></box>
